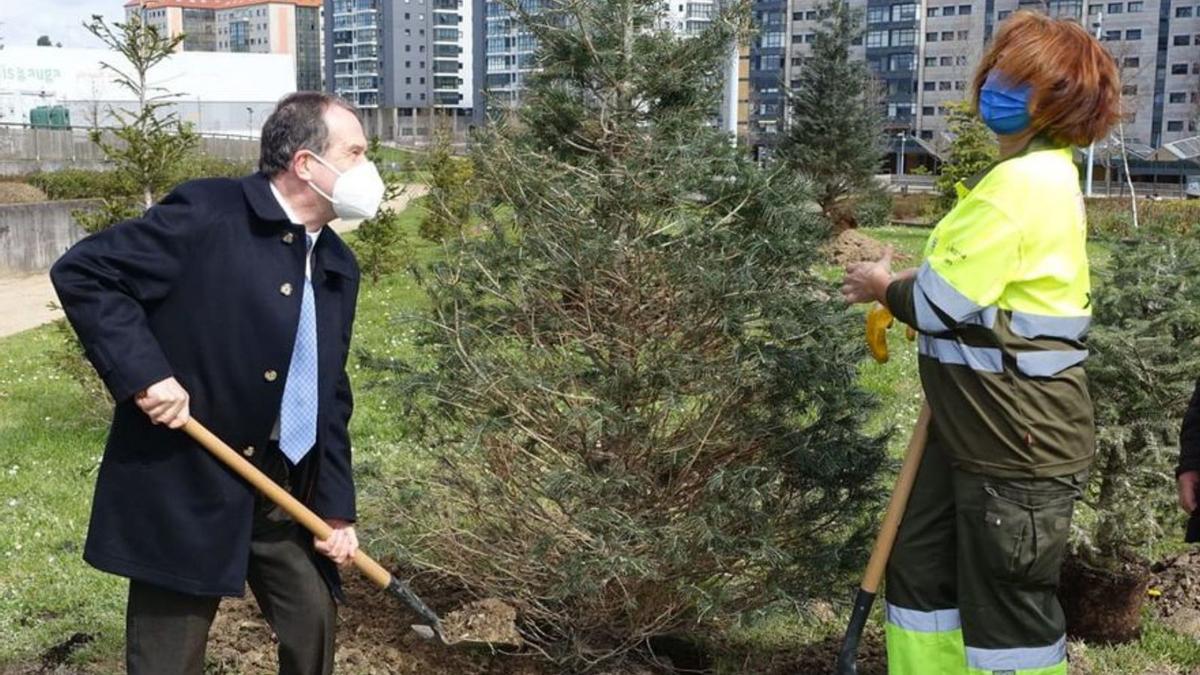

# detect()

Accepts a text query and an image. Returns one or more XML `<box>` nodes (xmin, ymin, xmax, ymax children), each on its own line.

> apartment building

<box><xmin>324</xmin><ymin>0</ymin><xmax>483</xmax><ymax>140</ymax></box>
<box><xmin>781</xmin><ymin>0</ymin><xmax>1200</xmax><ymax>154</ymax></box>
<box><xmin>124</xmin><ymin>0</ymin><xmax>323</xmax><ymax>92</ymax></box>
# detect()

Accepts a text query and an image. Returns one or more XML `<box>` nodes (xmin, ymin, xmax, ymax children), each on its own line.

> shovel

<box><xmin>834</xmin><ymin>402</ymin><xmax>930</xmax><ymax>674</ymax></box>
<box><xmin>181</xmin><ymin>418</ymin><xmax>523</xmax><ymax>648</ymax></box>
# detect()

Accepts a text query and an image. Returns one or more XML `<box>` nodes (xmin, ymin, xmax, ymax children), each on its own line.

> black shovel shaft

<box><xmin>836</xmin><ymin>587</ymin><xmax>877</xmax><ymax>675</ymax></box>
<box><xmin>386</xmin><ymin>576</ymin><xmax>443</xmax><ymax>628</ymax></box>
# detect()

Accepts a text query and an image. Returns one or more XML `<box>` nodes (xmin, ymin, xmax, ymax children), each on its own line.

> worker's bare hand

<box><xmin>1179</xmin><ymin>471</ymin><xmax>1200</xmax><ymax>514</ymax></box>
<box><xmin>135</xmin><ymin>377</ymin><xmax>191</xmax><ymax>429</ymax></box>
<box><xmin>841</xmin><ymin>246</ymin><xmax>894</xmax><ymax>305</ymax></box>
<box><xmin>316</xmin><ymin>520</ymin><xmax>358</xmax><ymax>567</ymax></box>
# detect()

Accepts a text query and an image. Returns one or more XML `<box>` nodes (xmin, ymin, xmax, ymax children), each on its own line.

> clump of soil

<box><xmin>1149</xmin><ymin>549</ymin><xmax>1200</xmax><ymax>639</ymax></box>
<box><xmin>0</xmin><ymin>182</ymin><xmax>48</xmax><ymax>205</ymax></box>
<box><xmin>440</xmin><ymin>598</ymin><xmax>523</xmax><ymax>646</ymax></box>
<box><xmin>823</xmin><ymin>229</ymin><xmax>913</xmax><ymax>267</ymax></box>
<box><xmin>206</xmin><ymin>572</ymin><xmax>547</xmax><ymax>675</ymax></box>
<box><xmin>1060</xmin><ymin>553</ymin><xmax>1151</xmax><ymax>644</ymax></box>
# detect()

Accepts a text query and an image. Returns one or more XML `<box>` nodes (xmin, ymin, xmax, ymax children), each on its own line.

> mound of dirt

<box><xmin>0</xmin><ymin>182</ymin><xmax>48</xmax><ymax>205</ymax></box>
<box><xmin>823</xmin><ymin>229</ymin><xmax>913</xmax><ymax>267</ymax></box>
<box><xmin>1149</xmin><ymin>549</ymin><xmax>1200</xmax><ymax>639</ymax></box>
<box><xmin>441</xmin><ymin>598</ymin><xmax>523</xmax><ymax>646</ymax></box>
<box><xmin>206</xmin><ymin>572</ymin><xmax>549</xmax><ymax>675</ymax></box>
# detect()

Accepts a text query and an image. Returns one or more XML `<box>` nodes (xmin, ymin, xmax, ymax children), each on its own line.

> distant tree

<box><xmin>352</xmin><ymin>137</ymin><xmax>410</xmax><ymax>283</ymax></box>
<box><xmin>418</xmin><ymin>127</ymin><xmax>476</xmax><ymax>242</ymax></box>
<box><xmin>36</xmin><ymin>35</ymin><xmax>51</xmax><ymax>47</ymax></box>
<box><xmin>779</xmin><ymin>0</ymin><xmax>884</xmax><ymax>224</ymax></box>
<box><xmin>82</xmin><ymin>14</ymin><xmax>196</xmax><ymax>219</ymax></box>
<box><xmin>933</xmin><ymin>100</ymin><xmax>997</xmax><ymax>214</ymax></box>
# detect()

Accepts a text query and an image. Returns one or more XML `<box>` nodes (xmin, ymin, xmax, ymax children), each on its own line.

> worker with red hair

<box><xmin>841</xmin><ymin>11</ymin><xmax>1121</xmax><ymax>674</ymax></box>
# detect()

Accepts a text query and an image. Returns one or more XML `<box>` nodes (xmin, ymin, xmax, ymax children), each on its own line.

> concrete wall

<box><xmin>0</xmin><ymin>200</ymin><xmax>97</xmax><ymax>274</ymax></box>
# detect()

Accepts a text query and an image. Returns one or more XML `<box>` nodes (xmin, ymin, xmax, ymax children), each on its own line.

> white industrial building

<box><xmin>0</xmin><ymin>46</ymin><xmax>298</xmax><ymax>136</ymax></box>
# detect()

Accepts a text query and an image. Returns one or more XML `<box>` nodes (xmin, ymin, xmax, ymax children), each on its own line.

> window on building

<box><xmin>892</xmin><ymin>3</ymin><xmax>917</xmax><ymax>21</ymax></box>
<box><xmin>806</xmin><ymin>10</ymin><xmax>818</xmax><ymax>19</ymax></box>
<box><xmin>999</xmin><ymin>9</ymin><xmax>1012</xmax><ymax>18</ymax></box>
<box><xmin>939</xmin><ymin>80</ymin><xmax>952</xmax><ymax>90</ymax></box>
<box><xmin>926</xmin><ymin>31</ymin><xmax>938</xmax><ymax>41</ymax></box>
<box><xmin>922</xmin><ymin>105</ymin><xmax>936</xmax><ymax>115</ymax></box>
<box><xmin>927</xmin><ymin>7</ymin><xmax>940</xmax><ymax>16</ymax></box>
<box><xmin>1126</xmin><ymin>29</ymin><xmax>1142</xmax><ymax>39</ymax></box>
<box><xmin>1171</xmin><ymin>92</ymin><xmax>1188</xmax><ymax>103</ymax></box>
<box><xmin>890</xmin><ymin>53</ymin><xmax>916</xmax><ymax>70</ymax></box>
<box><xmin>1128</xmin><ymin>1</ymin><xmax>1143</xmax><ymax>11</ymax></box>
<box><xmin>920</xmin><ymin>130</ymin><xmax>934</xmax><ymax>140</ymax></box>
<box><xmin>955</xmin><ymin>80</ymin><xmax>966</xmax><ymax>90</ymax></box>
<box><xmin>957</xmin><ymin>30</ymin><xmax>969</xmax><ymax>40</ymax></box>
<box><xmin>925</xmin><ymin>56</ymin><xmax>938</xmax><ymax>67</ymax></box>
<box><xmin>1105</xmin><ymin>29</ymin><xmax>1122</xmax><ymax>40</ymax></box>
<box><xmin>1176</xmin><ymin>34</ymin><xmax>1191</xmax><ymax>46</ymax></box>
<box><xmin>941</xmin><ymin>30</ymin><xmax>954</xmax><ymax>40</ymax></box>
<box><xmin>1194</xmin><ymin>62</ymin><xmax>1200</xmax><ymax>74</ymax></box>
<box><xmin>1178</xmin><ymin>5</ymin><xmax>1194</xmax><ymax>15</ymax></box>
<box><xmin>959</xmin><ymin>4</ymin><xmax>973</xmax><ymax>13</ymax></box>
<box><xmin>944</xmin><ymin>5</ymin><xmax>957</xmax><ymax>15</ymax></box>
<box><xmin>924</xmin><ymin>81</ymin><xmax>937</xmax><ymax>91</ymax></box>
<box><xmin>892</xmin><ymin>28</ymin><xmax>916</xmax><ymax>45</ymax></box>
<box><xmin>1168</xmin><ymin>120</ymin><xmax>1185</xmax><ymax>131</ymax></box>
<box><xmin>957</xmin><ymin>55</ymin><xmax>968</xmax><ymax>65</ymax></box>
<box><xmin>1122</xmin><ymin>83</ymin><xmax>1138</xmax><ymax>95</ymax></box>
<box><xmin>1107</xmin><ymin>2</ymin><xmax>1123</xmax><ymax>12</ymax></box>
<box><xmin>792</xmin><ymin>11</ymin><xmax>803</xmax><ymax>20</ymax></box>
<box><xmin>940</xmin><ymin>56</ymin><xmax>953</xmax><ymax>66</ymax></box>
<box><xmin>867</xmin><ymin>7</ymin><xmax>887</xmax><ymax>23</ymax></box>
<box><xmin>1172</xmin><ymin>62</ymin><xmax>1188</xmax><ymax>73</ymax></box>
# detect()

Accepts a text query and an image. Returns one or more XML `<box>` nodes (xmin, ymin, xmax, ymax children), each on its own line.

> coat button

<box><xmin>280</xmin><ymin>283</ymin><xmax>293</xmax><ymax>296</ymax></box>
<box><xmin>242</xmin><ymin>446</ymin><xmax>255</xmax><ymax>458</ymax></box>
<box><xmin>282</xmin><ymin>232</ymin><xmax>295</xmax><ymax>244</ymax></box>
<box><xmin>264</xmin><ymin>370</ymin><xmax>278</xmax><ymax>382</ymax></box>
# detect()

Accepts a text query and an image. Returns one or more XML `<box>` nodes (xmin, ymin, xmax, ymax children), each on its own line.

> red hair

<box><xmin>974</xmin><ymin>11</ymin><xmax>1121</xmax><ymax>146</ymax></box>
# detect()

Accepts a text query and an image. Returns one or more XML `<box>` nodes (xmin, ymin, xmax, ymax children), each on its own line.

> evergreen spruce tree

<box><xmin>779</xmin><ymin>0</ymin><xmax>883</xmax><ymax>223</ymax></box>
<box><xmin>389</xmin><ymin>0</ymin><xmax>887</xmax><ymax>665</ymax></box>
<box><xmin>352</xmin><ymin>138</ymin><xmax>410</xmax><ymax>283</ymax></box>
<box><xmin>419</xmin><ymin>127</ymin><xmax>476</xmax><ymax>243</ymax></box>
<box><xmin>1077</xmin><ymin>235</ymin><xmax>1200</xmax><ymax>568</ymax></box>
<box><xmin>933</xmin><ymin>100</ymin><xmax>997</xmax><ymax>214</ymax></box>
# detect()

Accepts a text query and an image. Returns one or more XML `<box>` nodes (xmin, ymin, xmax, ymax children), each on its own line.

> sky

<box><xmin>2</xmin><ymin>0</ymin><xmax>117</xmax><ymax>51</ymax></box>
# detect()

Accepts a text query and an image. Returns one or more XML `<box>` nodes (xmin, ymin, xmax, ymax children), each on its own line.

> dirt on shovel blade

<box><xmin>438</xmin><ymin>598</ymin><xmax>523</xmax><ymax>646</ymax></box>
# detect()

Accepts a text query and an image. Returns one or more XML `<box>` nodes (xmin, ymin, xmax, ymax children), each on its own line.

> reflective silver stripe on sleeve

<box><xmin>966</xmin><ymin>635</ymin><xmax>1067</xmax><ymax>671</ymax></box>
<box><xmin>914</xmin><ymin>287</ymin><xmax>950</xmax><ymax>333</ymax></box>
<box><xmin>918</xmin><ymin>335</ymin><xmax>1004</xmax><ymax>373</ymax></box>
<box><xmin>885</xmin><ymin>603</ymin><xmax>962</xmax><ymax>633</ymax></box>
<box><xmin>1010</xmin><ymin>311</ymin><xmax>1091</xmax><ymax>340</ymax></box>
<box><xmin>1015</xmin><ymin>349</ymin><xmax>1088</xmax><ymax>377</ymax></box>
<box><xmin>916</xmin><ymin>261</ymin><xmax>985</xmax><ymax>323</ymax></box>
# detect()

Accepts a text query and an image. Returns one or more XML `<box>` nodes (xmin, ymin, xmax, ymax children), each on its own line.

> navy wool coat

<box><xmin>50</xmin><ymin>172</ymin><xmax>359</xmax><ymax>596</ymax></box>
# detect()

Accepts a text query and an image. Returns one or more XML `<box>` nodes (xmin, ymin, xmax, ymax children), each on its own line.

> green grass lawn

<box><xmin>0</xmin><ymin>217</ymin><xmax>1193</xmax><ymax>673</ymax></box>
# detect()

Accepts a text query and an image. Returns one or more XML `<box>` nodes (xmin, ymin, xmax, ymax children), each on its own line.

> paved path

<box><xmin>0</xmin><ymin>185</ymin><xmax>428</xmax><ymax>339</ymax></box>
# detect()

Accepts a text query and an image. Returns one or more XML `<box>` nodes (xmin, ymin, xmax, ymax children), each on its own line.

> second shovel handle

<box><xmin>860</xmin><ymin>403</ymin><xmax>931</xmax><ymax>594</ymax></box>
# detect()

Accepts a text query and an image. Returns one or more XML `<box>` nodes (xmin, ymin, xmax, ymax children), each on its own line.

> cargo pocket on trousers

<box><xmin>981</xmin><ymin>488</ymin><xmax>1035</xmax><ymax>582</ymax></box>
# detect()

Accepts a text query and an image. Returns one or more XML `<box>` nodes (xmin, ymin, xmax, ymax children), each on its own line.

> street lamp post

<box><xmin>246</xmin><ymin>106</ymin><xmax>254</xmax><ymax>137</ymax></box>
<box><xmin>897</xmin><ymin>131</ymin><xmax>907</xmax><ymax>177</ymax></box>
<box><xmin>1085</xmin><ymin>12</ymin><xmax>1103</xmax><ymax>197</ymax></box>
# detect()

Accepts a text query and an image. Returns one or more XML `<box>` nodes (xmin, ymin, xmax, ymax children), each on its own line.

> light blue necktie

<box><xmin>279</xmin><ymin>234</ymin><xmax>318</xmax><ymax>464</ymax></box>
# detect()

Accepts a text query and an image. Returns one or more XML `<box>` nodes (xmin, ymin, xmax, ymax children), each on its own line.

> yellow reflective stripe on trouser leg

<box><xmin>965</xmin><ymin>636</ymin><xmax>1068</xmax><ymax>675</ymax></box>
<box><xmin>885</xmin><ymin>602</ymin><xmax>967</xmax><ymax>674</ymax></box>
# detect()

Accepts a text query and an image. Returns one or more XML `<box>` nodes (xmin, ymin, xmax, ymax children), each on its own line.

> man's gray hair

<box><xmin>258</xmin><ymin>92</ymin><xmax>359</xmax><ymax>176</ymax></box>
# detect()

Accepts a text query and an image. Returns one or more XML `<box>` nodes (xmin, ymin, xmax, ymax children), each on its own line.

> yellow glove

<box><xmin>866</xmin><ymin>303</ymin><xmax>894</xmax><ymax>364</ymax></box>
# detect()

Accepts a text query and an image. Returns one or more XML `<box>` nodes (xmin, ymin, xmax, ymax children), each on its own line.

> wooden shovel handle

<box><xmin>181</xmin><ymin>419</ymin><xmax>393</xmax><ymax>590</ymax></box>
<box><xmin>861</xmin><ymin>402</ymin><xmax>931</xmax><ymax>594</ymax></box>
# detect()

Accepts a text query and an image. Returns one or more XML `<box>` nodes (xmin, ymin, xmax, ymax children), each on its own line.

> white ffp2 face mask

<box><xmin>305</xmin><ymin>152</ymin><xmax>386</xmax><ymax>220</ymax></box>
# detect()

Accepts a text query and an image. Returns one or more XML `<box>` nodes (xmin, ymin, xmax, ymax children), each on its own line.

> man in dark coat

<box><xmin>50</xmin><ymin>92</ymin><xmax>385</xmax><ymax>675</ymax></box>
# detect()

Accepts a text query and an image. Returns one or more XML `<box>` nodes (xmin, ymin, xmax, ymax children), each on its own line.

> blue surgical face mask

<box><xmin>979</xmin><ymin>70</ymin><xmax>1033</xmax><ymax>135</ymax></box>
